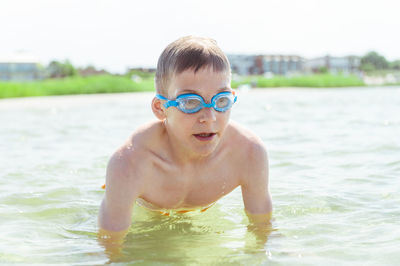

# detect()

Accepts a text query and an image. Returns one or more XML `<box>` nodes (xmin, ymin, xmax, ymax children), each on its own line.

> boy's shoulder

<box><xmin>226</xmin><ymin>121</ymin><xmax>268</xmax><ymax>185</ymax></box>
<box><xmin>226</xmin><ymin>121</ymin><xmax>268</xmax><ymax>176</ymax></box>
<box><xmin>227</xmin><ymin>120</ymin><xmax>267</xmax><ymax>155</ymax></box>
<box><xmin>129</xmin><ymin>120</ymin><xmax>165</xmax><ymax>150</ymax></box>
<box><xmin>107</xmin><ymin>121</ymin><xmax>165</xmax><ymax>180</ymax></box>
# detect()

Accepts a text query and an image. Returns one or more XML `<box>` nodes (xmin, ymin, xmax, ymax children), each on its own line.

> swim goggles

<box><xmin>156</xmin><ymin>91</ymin><xmax>237</xmax><ymax>114</ymax></box>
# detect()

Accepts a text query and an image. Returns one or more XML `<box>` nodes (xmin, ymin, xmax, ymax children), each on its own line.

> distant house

<box><xmin>228</xmin><ymin>54</ymin><xmax>304</xmax><ymax>75</ymax></box>
<box><xmin>257</xmin><ymin>55</ymin><xmax>304</xmax><ymax>75</ymax></box>
<box><xmin>304</xmin><ymin>55</ymin><xmax>360</xmax><ymax>74</ymax></box>
<box><xmin>228</xmin><ymin>55</ymin><xmax>258</xmax><ymax>75</ymax></box>
<box><xmin>0</xmin><ymin>53</ymin><xmax>41</xmax><ymax>81</ymax></box>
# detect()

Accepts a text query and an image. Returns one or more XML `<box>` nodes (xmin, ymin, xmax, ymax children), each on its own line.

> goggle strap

<box><xmin>231</xmin><ymin>90</ymin><xmax>237</xmax><ymax>103</ymax></box>
<box><xmin>155</xmin><ymin>94</ymin><xmax>168</xmax><ymax>100</ymax></box>
<box><xmin>156</xmin><ymin>94</ymin><xmax>178</xmax><ymax>108</ymax></box>
<box><xmin>165</xmin><ymin>101</ymin><xmax>178</xmax><ymax>108</ymax></box>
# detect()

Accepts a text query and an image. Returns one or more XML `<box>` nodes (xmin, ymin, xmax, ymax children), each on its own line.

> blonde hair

<box><xmin>155</xmin><ymin>36</ymin><xmax>231</xmax><ymax>97</ymax></box>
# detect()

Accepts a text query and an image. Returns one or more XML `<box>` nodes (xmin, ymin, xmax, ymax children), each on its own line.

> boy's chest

<box><xmin>144</xmin><ymin>162</ymin><xmax>240</xmax><ymax>209</ymax></box>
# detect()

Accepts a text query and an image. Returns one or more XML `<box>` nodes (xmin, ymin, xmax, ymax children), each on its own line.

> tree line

<box><xmin>46</xmin><ymin>51</ymin><xmax>400</xmax><ymax>78</ymax></box>
<box><xmin>360</xmin><ymin>51</ymin><xmax>400</xmax><ymax>72</ymax></box>
<box><xmin>45</xmin><ymin>60</ymin><xmax>109</xmax><ymax>78</ymax></box>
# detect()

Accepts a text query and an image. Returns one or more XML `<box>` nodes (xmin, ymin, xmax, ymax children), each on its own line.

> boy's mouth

<box><xmin>193</xmin><ymin>132</ymin><xmax>216</xmax><ymax>141</ymax></box>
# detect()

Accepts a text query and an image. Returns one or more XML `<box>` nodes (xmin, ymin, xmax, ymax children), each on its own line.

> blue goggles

<box><xmin>156</xmin><ymin>91</ymin><xmax>237</xmax><ymax>114</ymax></box>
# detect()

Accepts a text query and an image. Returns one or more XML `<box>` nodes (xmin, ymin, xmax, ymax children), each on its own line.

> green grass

<box><xmin>0</xmin><ymin>73</ymin><xmax>367</xmax><ymax>99</ymax></box>
<box><xmin>0</xmin><ymin>75</ymin><xmax>155</xmax><ymax>99</ymax></box>
<box><xmin>231</xmin><ymin>74</ymin><xmax>365</xmax><ymax>88</ymax></box>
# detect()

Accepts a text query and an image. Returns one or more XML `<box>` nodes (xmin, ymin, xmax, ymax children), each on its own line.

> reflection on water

<box><xmin>0</xmin><ymin>87</ymin><xmax>399</xmax><ymax>265</ymax></box>
<box><xmin>99</xmin><ymin>203</ymin><xmax>274</xmax><ymax>264</ymax></box>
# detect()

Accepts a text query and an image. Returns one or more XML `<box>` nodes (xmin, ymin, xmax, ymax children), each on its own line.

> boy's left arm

<box><xmin>240</xmin><ymin>142</ymin><xmax>272</xmax><ymax>218</ymax></box>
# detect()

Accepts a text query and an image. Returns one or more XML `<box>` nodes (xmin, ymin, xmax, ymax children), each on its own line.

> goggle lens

<box><xmin>215</xmin><ymin>95</ymin><xmax>231</xmax><ymax>109</ymax></box>
<box><xmin>178</xmin><ymin>96</ymin><xmax>202</xmax><ymax>112</ymax></box>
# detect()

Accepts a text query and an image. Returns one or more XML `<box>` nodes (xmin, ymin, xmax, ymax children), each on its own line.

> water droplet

<box><xmin>221</xmin><ymin>181</ymin><xmax>226</xmax><ymax>194</ymax></box>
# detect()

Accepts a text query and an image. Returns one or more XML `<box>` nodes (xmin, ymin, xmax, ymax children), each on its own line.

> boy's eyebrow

<box><xmin>217</xmin><ymin>86</ymin><xmax>231</xmax><ymax>92</ymax></box>
<box><xmin>178</xmin><ymin>87</ymin><xmax>231</xmax><ymax>94</ymax></box>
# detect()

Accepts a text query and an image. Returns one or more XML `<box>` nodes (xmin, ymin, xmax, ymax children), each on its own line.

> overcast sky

<box><xmin>1</xmin><ymin>0</ymin><xmax>399</xmax><ymax>73</ymax></box>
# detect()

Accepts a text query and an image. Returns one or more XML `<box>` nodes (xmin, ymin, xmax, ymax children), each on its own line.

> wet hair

<box><xmin>155</xmin><ymin>36</ymin><xmax>231</xmax><ymax>97</ymax></box>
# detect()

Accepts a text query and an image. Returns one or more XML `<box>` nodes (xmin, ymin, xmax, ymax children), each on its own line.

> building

<box><xmin>257</xmin><ymin>55</ymin><xmax>304</xmax><ymax>75</ymax></box>
<box><xmin>0</xmin><ymin>53</ymin><xmax>41</xmax><ymax>81</ymax></box>
<box><xmin>228</xmin><ymin>54</ymin><xmax>304</xmax><ymax>76</ymax></box>
<box><xmin>228</xmin><ymin>55</ymin><xmax>258</xmax><ymax>75</ymax></box>
<box><xmin>304</xmin><ymin>55</ymin><xmax>360</xmax><ymax>74</ymax></box>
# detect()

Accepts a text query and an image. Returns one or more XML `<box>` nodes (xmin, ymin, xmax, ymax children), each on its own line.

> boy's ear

<box><xmin>151</xmin><ymin>97</ymin><xmax>166</xmax><ymax>120</ymax></box>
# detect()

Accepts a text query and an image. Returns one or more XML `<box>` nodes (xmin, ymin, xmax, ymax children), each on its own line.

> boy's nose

<box><xmin>199</xmin><ymin>107</ymin><xmax>217</xmax><ymax>123</ymax></box>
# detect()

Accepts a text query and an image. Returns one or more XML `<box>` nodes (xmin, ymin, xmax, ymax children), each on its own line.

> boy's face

<box><xmin>164</xmin><ymin>67</ymin><xmax>232</xmax><ymax>158</ymax></box>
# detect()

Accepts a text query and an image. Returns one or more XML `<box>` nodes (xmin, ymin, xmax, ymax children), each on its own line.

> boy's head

<box><xmin>153</xmin><ymin>36</ymin><xmax>234</xmax><ymax>158</ymax></box>
<box><xmin>155</xmin><ymin>36</ymin><xmax>231</xmax><ymax>97</ymax></box>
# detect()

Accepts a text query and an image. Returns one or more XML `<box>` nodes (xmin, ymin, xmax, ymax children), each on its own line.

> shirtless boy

<box><xmin>98</xmin><ymin>36</ymin><xmax>272</xmax><ymax>235</ymax></box>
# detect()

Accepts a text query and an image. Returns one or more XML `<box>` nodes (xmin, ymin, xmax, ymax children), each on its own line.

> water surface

<box><xmin>1</xmin><ymin>87</ymin><xmax>399</xmax><ymax>265</ymax></box>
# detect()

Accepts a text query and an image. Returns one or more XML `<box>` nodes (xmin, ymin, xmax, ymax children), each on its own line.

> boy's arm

<box><xmin>240</xmin><ymin>142</ymin><xmax>272</xmax><ymax>219</ymax></box>
<box><xmin>98</xmin><ymin>152</ymin><xmax>140</xmax><ymax>235</ymax></box>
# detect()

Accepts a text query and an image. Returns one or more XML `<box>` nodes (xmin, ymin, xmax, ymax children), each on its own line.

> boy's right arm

<box><xmin>98</xmin><ymin>152</ymin><xmax>140</xmax><ymax>234</ymax></box>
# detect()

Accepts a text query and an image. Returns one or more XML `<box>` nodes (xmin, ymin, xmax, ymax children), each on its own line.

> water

<box><xmin>1</xmin><ymin>87</ymin><xmax>399</xmax><ymax>265</ymax></box>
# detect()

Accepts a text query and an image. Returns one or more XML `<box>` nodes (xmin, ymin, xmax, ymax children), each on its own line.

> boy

<box><xmin>98</xmin><ymin>36</ymin><xmax>272</xmax><ymax>236</ymax></box>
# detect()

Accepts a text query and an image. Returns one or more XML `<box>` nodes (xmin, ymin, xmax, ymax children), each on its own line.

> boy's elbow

<box><xmin>98</xmin><ymin>199</ymin><xmax>112</xmax><ymax>231</ymax></box>
<box><xmin>98</xmin><ymin>199</ymin><xmax>131</xmax><ymax>233</ymax></box>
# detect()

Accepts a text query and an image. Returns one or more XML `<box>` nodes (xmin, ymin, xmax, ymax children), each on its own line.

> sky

<box><xmin>1</xmin><ymin>0</ymin><xmax>399</xmax><ymax>73</ymax></box>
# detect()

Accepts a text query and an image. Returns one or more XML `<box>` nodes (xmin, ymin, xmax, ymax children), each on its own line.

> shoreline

<box><xmin>1</xmin><ymin>86</ymin><xmax>398</xmax><ymax>106</ymax></box>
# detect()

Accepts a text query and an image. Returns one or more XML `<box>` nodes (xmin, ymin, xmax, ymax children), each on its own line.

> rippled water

<box><xmin>1</xmin><ymin>87</ymin><xmax>399</xmax><ymax>265</ymax></box>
